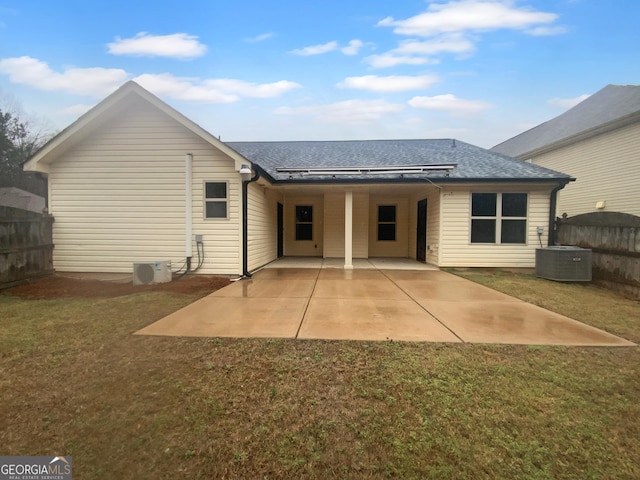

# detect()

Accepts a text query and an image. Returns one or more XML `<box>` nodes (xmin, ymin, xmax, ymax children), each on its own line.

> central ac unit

<box><xmin>535</xmin><ymin>247</ymin><xmax>592</xmax><ymax>282</ymax></box>
<box><xmin>133</xmin><ymin>260</ymin><xmax>172</xmax><ymax>285</ymax></box>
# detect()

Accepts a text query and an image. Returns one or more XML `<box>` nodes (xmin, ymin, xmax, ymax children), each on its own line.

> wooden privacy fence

<box><xmin>0</xmin><ymin>206</ymin><xmax>54</xmax><ymax>288</ymax></box>
<box><xmin>556</xmin><ymin>212</ymin><xmax>640</xmax><ymax>299</ymax></box>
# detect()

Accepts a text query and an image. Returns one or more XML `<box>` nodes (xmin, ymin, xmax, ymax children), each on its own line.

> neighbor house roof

<box><xmin>228</xmin><ymin>139</ymin><xmax>572</xmax><ymax>184</ymax></box>
<box><xmin>492</xmin><ymin>84</ymin><xmax>640</xmax><ymax>158</ymax></box>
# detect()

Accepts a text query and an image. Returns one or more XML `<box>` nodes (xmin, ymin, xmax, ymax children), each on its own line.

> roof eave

<box><xmin>263</xmin><ymin>176</ymin><xmax>574</xmax><ymax>186</ymax></box>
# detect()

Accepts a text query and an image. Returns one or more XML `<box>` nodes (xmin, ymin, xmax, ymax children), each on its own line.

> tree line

<box><xmin>0</xmin><ymin>107</ymin><xmax>51</xmax><ymax>198</ymax></box>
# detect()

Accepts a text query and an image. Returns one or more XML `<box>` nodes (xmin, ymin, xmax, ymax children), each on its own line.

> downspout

<box><xmin>241</xmin><ymin>166</ymin><xmax>260</xmax><ymax>278</ymax></box>
<box><xmin>185</xmin><ymin>153</ymin><xmax>193</xmax><ymax>271</ymax></box>
<box><xmin>548</xmin><ymin>181</ymin><xmax>568</xmax><ymax>246</ymax></box>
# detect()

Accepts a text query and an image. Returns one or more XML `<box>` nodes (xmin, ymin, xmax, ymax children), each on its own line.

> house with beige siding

<box><xmin>24</xmin><ymin>81</ymin><xmax>572</xmax><ymax>277</ymax></box>
<box><xmin>492</xmin><ymin>84</ymin><xmax>640</xmax><ymax>218</ymax></box>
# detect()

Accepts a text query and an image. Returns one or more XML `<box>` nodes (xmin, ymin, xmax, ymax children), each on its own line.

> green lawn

<box><xmin>1</xmin><ymin>272</ymin><xmax>638</xmax><ymax>479</ymax></box>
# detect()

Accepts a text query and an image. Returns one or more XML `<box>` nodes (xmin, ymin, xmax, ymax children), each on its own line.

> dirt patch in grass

<box><xmin>2</xmin><ymin>274</ymin><xmax>231</xmax><ymax>299</ymax></box>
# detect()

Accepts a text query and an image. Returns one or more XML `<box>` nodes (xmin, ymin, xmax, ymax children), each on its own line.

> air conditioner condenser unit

<box><xmin>133</xmin><ymin>260</ymin><xmax>172</xmax><ymax>285</ymax></box>
<box><xmin>535</xmin><ymin>247</ymin><xmax>592</xmax><ymax>282</ymax></box>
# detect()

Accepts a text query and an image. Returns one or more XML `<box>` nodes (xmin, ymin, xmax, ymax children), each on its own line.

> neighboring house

<box><xmin>492</xmin><ymin>84</ymin><xmax>640</xmax><ymax>218</ymax></box>
<box><xmin>24</xmin><ymin>81</ymin><xmax>572</xmax><ymax>276</ymax></box>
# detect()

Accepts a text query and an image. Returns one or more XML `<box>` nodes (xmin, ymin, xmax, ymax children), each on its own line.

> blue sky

<box><xmin>1</xmin><ymin>0</ymin><xmax>638</xmax><ymax>148</ymax></box>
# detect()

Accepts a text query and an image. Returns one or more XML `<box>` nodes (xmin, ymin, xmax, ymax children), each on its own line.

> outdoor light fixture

<box><xmin>239</xmin><ymin>164</ymin><xmax>253</xmax><ymax>181</ymax></box>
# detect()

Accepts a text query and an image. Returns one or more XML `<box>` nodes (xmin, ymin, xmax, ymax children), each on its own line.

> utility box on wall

<box><xmin>535</xmin><ymin>247</ymin><xmax>592</xmax><ymax>282</ymax></box>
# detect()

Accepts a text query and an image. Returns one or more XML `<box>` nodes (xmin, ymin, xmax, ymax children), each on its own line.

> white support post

<box><xmin>344</xmin><ymin>190</ymin><xmax>353</xmax><ymax>270</ymax></box>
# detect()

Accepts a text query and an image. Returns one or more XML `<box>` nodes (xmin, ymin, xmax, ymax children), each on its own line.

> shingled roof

<box><xmin>492</xmin><ymin>84</ymin><xmax>640</xmax><ymax>158</ymax></box>
<box><xmin>227</xmin><ymin>139</ymin><xmax>571</xmax><ymax>184</ymax></box>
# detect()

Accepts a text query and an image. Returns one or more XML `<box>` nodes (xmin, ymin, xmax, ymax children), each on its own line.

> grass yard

<box><xmin>1</xmin><ymin>271</ymin><xmax>639</xmax><ymax>479</ymax></box>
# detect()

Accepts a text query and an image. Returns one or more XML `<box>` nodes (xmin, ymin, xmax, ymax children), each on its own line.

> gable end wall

<box><xmin>48</xmin><ymin>99</ymin><xmax>242</xmax><ymax>275</ymax></box>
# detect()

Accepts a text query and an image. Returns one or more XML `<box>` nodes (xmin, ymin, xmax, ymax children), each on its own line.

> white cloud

<box><xmin>408</xmin><ymin>94</ymin><xmax>492</xmax><ymax>116</ymax></box>
<box><xmin>291</xmin><ymin>39</ymin><xmax>367</xmax><ymax>56</ymax></box>
<box><xmin>547</xmin><ymin>94</ymin><xmax>590</xmax><ymax>109</ymax></box>
<box><xmin>378</xmin><ymin>0</ymin><xmax>559</xmax><ymax>37</ymax></box>
<box><xmin>0</xmin><ymin>56</ymin><xmax>300</xmax><ymax>103</ymax></box>
<box><xmin>290</xmin><ymin>41</ymin><xmax>339</xmax><ymax>56</ymax></box>
<box><xmin>364</xmin><ymin>53</ymin><xmax>435</xmax><ymax>68</ymax></box>
<box><xmin>526</xmin><ymin>25</ymin><xmax>568</xmax><ymax>36</ymax></box>
<box><xmin>107</xmin><ymin>32</ymin><xmax>207</xmax><ymax>59</ymax></box>
<box><xmin>337</xmin><ymin>74</ymin><xmax>439</xmax><ymax>93</ymax></box>
<box><xmin>365</xmin><ymin>34</ymin><xmax>474</xmax><ymax>68</ymax></box>
<box><xmin>0</xmin><ymin>56</ymin><xmax>129</xmax><ymax>96</ymax></box>
<box><xmin>134</xmin><ymin>73</ymin><xmax>237</xmax><ymax>103</ymax></box>
<box><xmin>394</xmin><ymin>34</ymin><xmax>475</xmax><ymax>55</ymax></box>
<box><xmin>134</xmin><ymin>73</ymin><xmax>301</xmax><ymax>103</ymax></box>
<box><xmin>275</xmin><ymin>99</ymin><xmax>404</xmax><ymax>125</ymax></box>
<box><xmin>341</xmin><ymin>39</ymin><xmax>364</xmax><ymax>55</ymax></box>
<box><xmin>245</xmin><ymin>32</ymin><xmax>275</xmax><ymax>43</ymax></box>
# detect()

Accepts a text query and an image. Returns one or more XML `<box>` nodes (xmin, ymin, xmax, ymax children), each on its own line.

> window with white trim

<box><xmin>204</xmin><ymin>182</ymin><xmax>228</xmax><ymax>219</ymax></box>
<box><xmin>295</xmin><ymin>205</ymin><xmax>313</xmax><ymax>240</ymax></box>
<box><xmin>471</xmin><ymin>193</ymin><xmax>527</xmax><ymax>244</ymax></box>
<box><xmin>377</xmin><ymin>205</ymin><xmax>397</xmax><ymax>241</ymax></box>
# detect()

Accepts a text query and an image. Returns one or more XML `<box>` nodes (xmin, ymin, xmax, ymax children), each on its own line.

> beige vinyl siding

<box><xmin>353</xmin><ymin>193</ymin><xmax>369</xmax><ymax>258</ymax></box>
<box><xmin>247</xmin><ymin>183</ymin><xmax>281</xmax><ymax>271</ymax></box>
<box><xmin>368</xmin><ymin>196</ymin><xmax>409</xmax><ymax>257</ymax></box>
<box><xmin>427</xmin><ymin>193</ymin><xmax>440</xmax><ymax>265</ymax></box>
<box><xmin>49</xmin><ymin>98</ymin><xmax>242</xmax><ymax>275</ymax></box>
<box><xmin>438</xmin><ymin>185</ymin><xmax>552</xmax><ymax>267</ymax></box>
<box><xmin>323</xmin><ymin>192</ymin><xmax>369</xmax><ymax>258</ymax></box>
<box><xmin>284</xmin><ymin>195</ymin><xmax>324</xmax><ymax>256</ymax></box>
<box><xmin>531</xmin><ymin>121</ymin><xmax>640</xmax><ymax>217</ymax></box>
<box><xmin>408</xmin><ymin>198</ymin><xmax>417</xmax><ymax>260</ymax></box>
<box><xmin>323</xmin><ymin>193</ymin><xmax>344</xmax><ymax>258</ymax></box>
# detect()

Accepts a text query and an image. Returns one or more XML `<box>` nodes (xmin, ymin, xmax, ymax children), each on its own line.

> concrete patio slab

<box><xmin>136</xmin><ymin>260</ymin><xmax>636</xmax><ymax>347</ymax></box>
<box><xmin>395</xmin><ymin>279</ymin><xmax>521</xmax><ymax>303</ymax></box>
<box><xmin>210</xmin><ymin>278</ymin><xmax>316</xmax><ymax>298</ymax></box>
<box><xmin>298</xmin><ymin>298</ymin><xmax>461</xmax><ymax>342</ymax></box>
<box><xmin>313</xmin><ymin>278</ymin><xmax>408</xmax><ymax>300</ymax></box>
<box><xmin>422</xmin><ymin>300</ymin><xmax>635</xmax><ymax>346</ymax></box>
<box><xmin>135</xmin><ymin>296</ymin><xmax>307</xmax><ymax>338</ymax></box>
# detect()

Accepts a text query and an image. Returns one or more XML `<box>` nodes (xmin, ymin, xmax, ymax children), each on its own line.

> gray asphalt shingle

<box><xmin>227</xmin><ymin>139</ymin><xmax>571</xmax><ymax>183</ymax></box>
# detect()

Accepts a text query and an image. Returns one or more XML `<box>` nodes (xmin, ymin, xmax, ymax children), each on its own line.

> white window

<box><xmin>377</xmin><ymin>205</ymin><xmax>397</xmax><ymax>241</ymax></box>
<box><xmin>471</xmin><ymin>193</ymin><xmax>527</xmax><ymax>244</ymax></box>
<box><xmin>204</xmin><ymin>182</ymin><xmax>228</xmax><ymax>219</ymax></box>
<box><xmin>295</xmin><ymin>205</ymin><xmax>313</xmax><ymax>240</ymax></box>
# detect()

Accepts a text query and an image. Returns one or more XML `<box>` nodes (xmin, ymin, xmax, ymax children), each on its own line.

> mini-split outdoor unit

<box><xmin>133</xmin><ymin>260</ymin><xmax>172</xmax><ymax>285</ymax></box>
<box><xmin>535</xmin><ymin>247</ymin><xmax>592</xmax><ymax>282</ymax></box>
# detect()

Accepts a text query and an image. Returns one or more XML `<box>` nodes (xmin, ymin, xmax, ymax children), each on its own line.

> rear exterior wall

<box><xmin>438</xmin><ymin>184</ymin><xmax>553</xmax><ymax>267</ymax></box>
<box><xmin>48</xmin><ymin>98</ymin><xmax>243</xmax><ymax>275</ymax></box>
